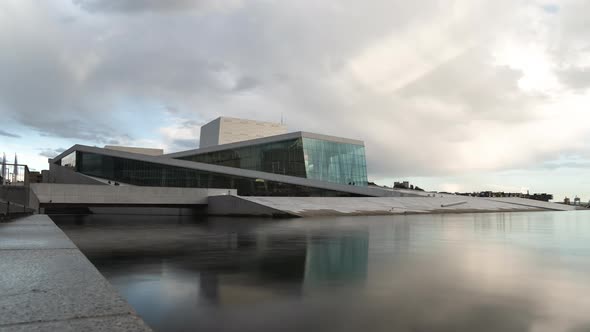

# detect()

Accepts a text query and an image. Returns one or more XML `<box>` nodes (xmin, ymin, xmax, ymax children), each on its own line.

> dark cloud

<box><xmin>557</xmin><ymin>67</ymin><xmax>590</xmax><ymax>91</ymax></box>
<box><xmin>182</xmin><ymin>120</ymin><xmax>202</xmax><ymax>128</ymax></box>
<box><xmin>164</xmin><ymin>105</ymin><xmax>180</xmax><ymax>114</ymax></box>
<box><xmin>538</xmin><ymin>160</ymin><xmax>590</xmax><ymax>170</ymax></box>
<box><xmin>73</xmin><ymin>0</ymin><xmax>207</xmax><ymax>14</ymax></box>
<box><xmin>0</xmin><ymin>130</ymin><xmax>20</xmax><ymax>138</ymax></box>
<box><xmin>171</xmin><ymin>139</ymin><xmax>198</xmax><ymax>150</ymax></box>
<box><xmin>397</xmin><ymin>49</ymin><xmax>534</xmax><ymax>122</ymax></box>
<box><xmin>38</xmin><ymin>147</ymin><xmax>66</xmax><ymax>158</ymax></box>
<box><xmin>541</xmin><ymin>4</ymin><xmax>559</xmax><ymax>14</ymax></box>
<box><xmin>232</xmin><ymin>76</ymin><xmax>260</xmax><ymax>92</ymax></box>
<box><xmin>34</xmin><ymin>119</ymin><xmax>128</xmax><ymax>144</ymax></box>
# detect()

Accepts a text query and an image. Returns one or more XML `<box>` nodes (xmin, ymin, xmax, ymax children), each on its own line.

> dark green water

<box><xmin>53</xmin><ymin>211</ymin><xmax>590</xmax><ymax>332</ymax></box>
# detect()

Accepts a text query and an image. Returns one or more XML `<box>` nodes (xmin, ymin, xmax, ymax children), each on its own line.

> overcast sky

<box><xmin>1</xmin><ymin>0</ymin><xmax>589</xmax><ymax>201</ymax></box>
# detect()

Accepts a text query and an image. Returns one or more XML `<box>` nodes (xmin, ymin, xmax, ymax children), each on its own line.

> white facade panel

<box><xmin>104</xmin><ymin>145</ymin><xmax>164</xmax><ymax>156</ymax></box>
<box><xmin>199</xmin><ymin>117</ymin><xmax>222</xmax><ymax>148</ymax></box>
<box><xmin>199</xmin><ymin>117</ymin><xmax>287</xmax><ymax>148</ymax></box>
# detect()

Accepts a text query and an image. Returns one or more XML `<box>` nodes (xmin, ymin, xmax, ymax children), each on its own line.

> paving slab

<box><xmin>218</xmin><ymin>196</ymin><xmax>548</xmax><ymax>217</ymax></box>
<box><xmin>0</xmin><ymin>249</ymin><xmax>134</xmax><ymax>326</ymax></box>
<box><xmin>0</xmin><ymin>315</ymin><xmax>151</xmax><ymax>332</ymax></box>
<box><xmin>0</xmin><ymin>215</ymin><xmax>152</xmax><ymax>331</ymax></box>
<box><xmin>0</xmin><ymin>223</ymin><xmax>76</xmax><ymax>250</ymax></box>
<box><xmin>5</xmin><ymin>214</ymin><xmax>55</xmax><ymax>226</ymax></box>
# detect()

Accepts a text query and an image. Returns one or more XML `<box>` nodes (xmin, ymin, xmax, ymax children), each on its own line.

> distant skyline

<box><xmin>0</xmin><ymin>0</ymin><xmax>589</xmax><ymax>201</ymax></box>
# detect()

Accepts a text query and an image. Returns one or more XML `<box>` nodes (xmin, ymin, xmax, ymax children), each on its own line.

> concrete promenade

<box><xmin>30</xmin><ymin>183</ymin><xmax>236</xmax><ymax>208</ymax></box>
<box><xmin>0</xmin><ymin>215</ymin><xmax>151</xmax><ymax>331</ymax></box>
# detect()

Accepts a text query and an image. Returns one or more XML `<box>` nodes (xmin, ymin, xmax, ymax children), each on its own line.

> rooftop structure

<box><xmin>200</xmin><ymin>116</ymin><xmax>288</xmax><ymax>148</ymax></box>
<box><xmin>104</xmin><ymin>145</ymin><xmax>164</xmax><ymax>156</ymax></box>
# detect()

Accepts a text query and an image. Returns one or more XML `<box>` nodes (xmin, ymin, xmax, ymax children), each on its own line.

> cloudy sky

<box><xmin>1</xmin><ymin>0</ymin><xmax>589</xmax><ymax>201</ymax></box>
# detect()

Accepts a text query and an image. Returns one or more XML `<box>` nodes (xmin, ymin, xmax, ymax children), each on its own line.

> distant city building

<box><xmin>12</xmin><ymin>154</ymin><xmax>18</xmax><ymax>183</ymax></box>
<box><xmin>1</xmin><ymin>153</ymin><xmax>5</xmax><ymax>185</ymax></box>
<box><xmin>529</xmin><ymin>193</ymin><xmax>554</xmax><ymax>202</ymax></box>
<box><xmin>28</xmin><ymin>171</ymin><xmax>43</xmax><ymax>183</ymax></box>
<box><xmin>574</xmin><ymin>196</ymin><xmax>581</xmax><ymax>206</ymax></box>
<box><xmin>393</xmin><ymin>181</ymin><xmax>424</xmax><ymax>191</ymax></box>
<box><xmin>394</xmin><ymin>181</ymin><xmax>410</xmax><ymax>189</ymax></box>
<box><xmin>564</xmin><ymin>197</ymin><xmax>571</xmax><ymax>205</ymax></box>
<box><xmin>200</xmin><ymin>116</ymin><xmax>288</xmax><ymax>148</ymax></box>
<box><xmin>455</xmin><ymin>191</ymin><xmax>554</xmax><ymax>202</ymax></box>
<box><xmin>41</xmin><ymin>170</ymin><xmax>50</xmax><ymax>183</ymax></box>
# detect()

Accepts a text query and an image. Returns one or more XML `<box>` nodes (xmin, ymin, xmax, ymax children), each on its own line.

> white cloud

<box><xmin>0</xmin><ymin>0</ymin><xmax>589</xmax><ymax>197</ymax></box>
<box><xmin>158</xmin><ymin>117</ymin><xmax>202</xmax><ymax>152</ymax></box>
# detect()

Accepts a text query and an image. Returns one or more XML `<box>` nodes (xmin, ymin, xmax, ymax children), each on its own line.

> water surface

<box><xmin>54</xmin><ymin>211</ymin><xmax>590</xmax><ymax>332</ymax></box>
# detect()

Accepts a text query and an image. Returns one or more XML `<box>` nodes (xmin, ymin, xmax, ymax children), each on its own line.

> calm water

<box><xmin>53</xmin><ymin>211</ymin><xmax>590</xmax><ymax>332</ymax></box>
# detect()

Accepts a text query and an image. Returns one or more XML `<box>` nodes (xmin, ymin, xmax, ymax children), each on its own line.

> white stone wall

<box><xmin>30</xmin><ymin>183</ymin><xmax>236</xmax><ymax>205</ymax></box>
<box><xmin>199</xmin><ymin>118</ymin><xmax>221</xmax><ymax>148</ymax></box>
<box><xmin>103</xmin><ymin>146</ymin><xmax>164</xmax><ymax>156</ymax></box>
<box><xmin>200</xmin><ymin>117</ymin><xmax>288</xmax><ymax>148</ymax></box>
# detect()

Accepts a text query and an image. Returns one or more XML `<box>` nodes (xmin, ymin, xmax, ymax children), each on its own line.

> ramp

<box><xmin>210</xmin><ymin>196</ymin><xmax>570</xmax><ymax>217</ymax></box>
<box><xmin>207</xmin><ymin>195</ymin><xmax>301</xmax><ymax>217</ymax></box>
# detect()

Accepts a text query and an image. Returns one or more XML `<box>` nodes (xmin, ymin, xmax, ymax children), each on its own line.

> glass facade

<box><xmin>60</xmin><ymin>151</ymin><xmax>77</xmax><ymax>169</ymax></box>
<box><xmin>178</xmin><ymin>136</ymin><xmax>368</xmax><ymax>187</ymax></box>
<box><xmin>302</xmin><ymin>138</ymin><xmax>367</xmax><ymax>186</ymax></box>
<box><xmin>62</xmin><ymin>151</ymin><xmax>363</xmax><ymax>197</ymax></box>
<box><xmin>178</xmin><ymin>139</ymin><xmax>306</xmax><ymax>178</ymax></box>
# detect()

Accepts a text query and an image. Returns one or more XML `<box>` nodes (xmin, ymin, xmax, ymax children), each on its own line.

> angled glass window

<box><xmin>59</xmin><ymin>151</ymin><xmax>78</xmax><ymax>169</ymax></box>
<box><xmin>177</xmin><ymin>138</ymin><xmax>306</xmax><ymax>178</ymax></box>
<box><xmin>176</xmin><ymin>136</ymin><xmax>368</xmax><ymax>187</ymax></box>
<box><xmin>302</xmin><ymin>138</ymin><xmax>367</xmax><ymax>186</ymax></box>
<box><xmin>73</xmin><ymin>151</ymin><xmax>364</xmax><ymax>197</ymax></box>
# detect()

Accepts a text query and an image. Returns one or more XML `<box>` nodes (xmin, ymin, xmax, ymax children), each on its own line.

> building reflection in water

<box><xmin>55</xmin><ymin>214</ymin><xmax>370</xmax><ymax>331</ymax></box>
<box><xmin>54</xmin><ymin>212</ymin><xmax>590</xmax><ymax>332</ymax></box>
<box><xmin>304</xmin><ymin>233</ymin><xmax>369</xmax><ymax>287</ymax></box>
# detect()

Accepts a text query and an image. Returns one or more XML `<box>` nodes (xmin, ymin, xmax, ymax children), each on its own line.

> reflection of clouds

<box><xmin>109</xmin><ymin>263</ymin><xmax>206</xmax><ymax>331</ymax></box>
<box><xmin>160</xmin><ymin>263</ymin><xmax>202</xmax><ymax>302</ymax></box>
<box><xmin>59</xmin><ymin>212</ymin><xmax>590</xmax><ymax>331</ymax></box>
<box><xmin>456</xmin><ymin>244</ymin><xmax>590</xmax><ymax>332</ymax></box>
<box><xmin>111</xmin><ymin>263</ymin><xmax>202</xmax><ymax>309</ymax></box>
<box><xmin>365</xmin><ymin>213</ymin><xmax>590</xmax><ymax>332</ymax></box>
<box><xmin>303</xmin><ymin>232</ymin><xmax>369</xmax><ymax>288</ymax></box>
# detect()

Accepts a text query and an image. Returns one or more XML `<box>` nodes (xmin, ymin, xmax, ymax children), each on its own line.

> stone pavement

<box><xmin>0</xmin><ymin>215</ymin><xmax>152</xmax><ymax>331</ymax></box>
<box><xmin>225</xmin><ymin>195</ymin><xmax>575</xmax><ymax>217</ymax></box>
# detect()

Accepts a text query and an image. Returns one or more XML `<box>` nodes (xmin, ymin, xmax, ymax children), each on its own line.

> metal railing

<box><xmin>0</xmin><ymin>164</ymin><xmax>33</xmax><ymax>221</ymax></box>
<box><xmin>0</xmin><ymin>163</ymin><xmax>30</xmax><ymax>187</ymax></box>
